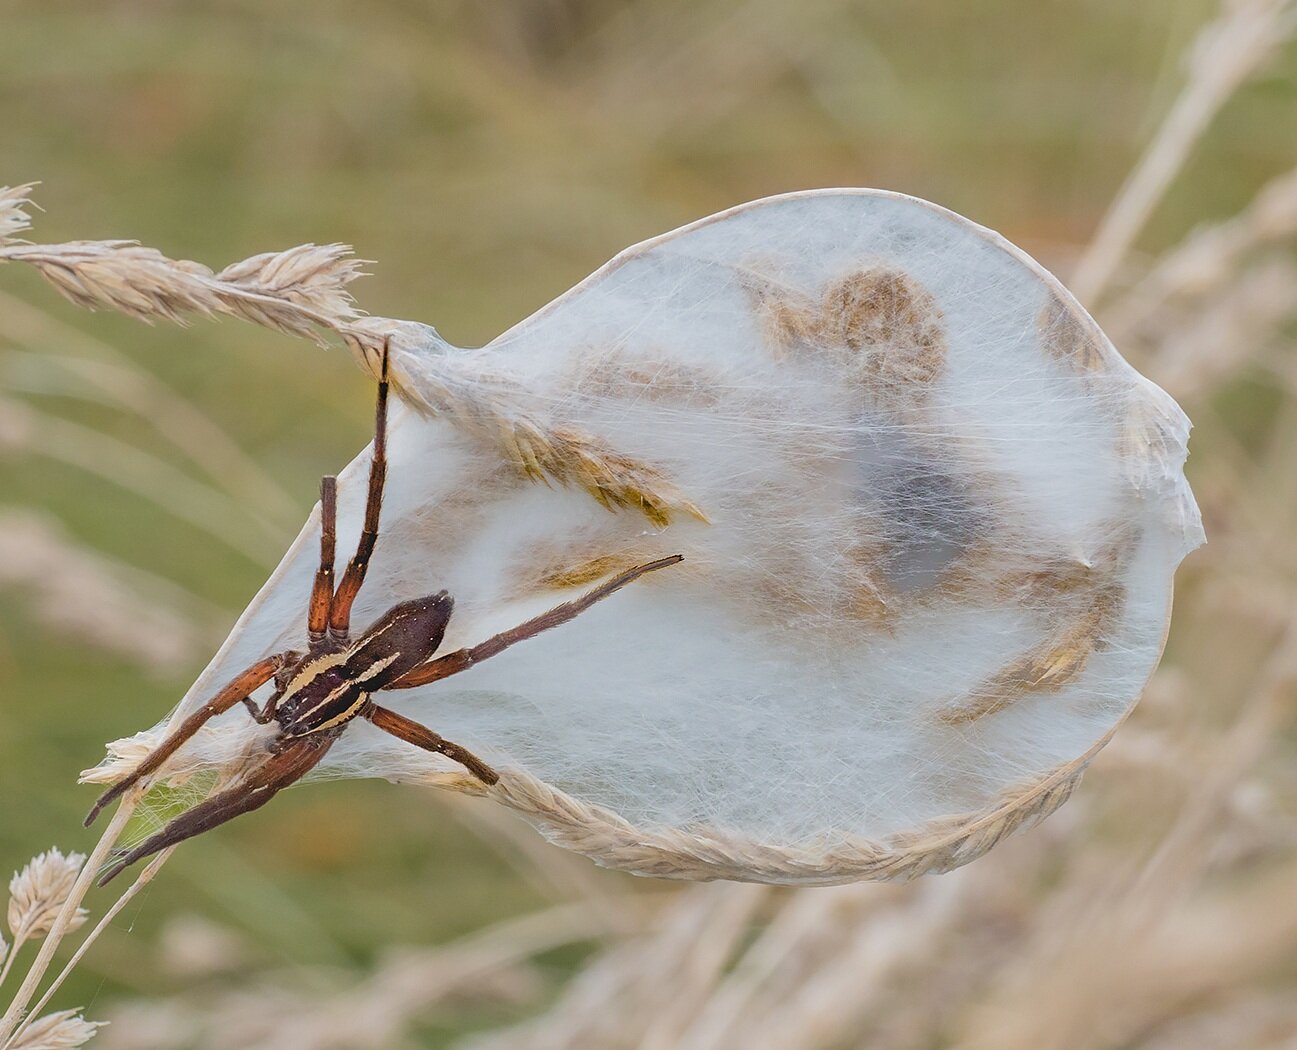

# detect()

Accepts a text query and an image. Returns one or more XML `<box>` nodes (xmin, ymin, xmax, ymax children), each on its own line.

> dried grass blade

<box><xmin>1072</xmin><ymin>0</ymin><xmax>1297</xmax><ymax>303</ymax></box>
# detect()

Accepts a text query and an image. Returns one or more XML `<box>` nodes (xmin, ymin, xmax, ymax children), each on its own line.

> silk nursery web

<box><xmin>77</xmin><ymin>190</ymin><xmax>1202</xmax><ymax>885</ymax></box>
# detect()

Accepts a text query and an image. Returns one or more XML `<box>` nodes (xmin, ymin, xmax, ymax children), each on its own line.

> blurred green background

<box><xmin>0</xmin><ymin>0</ymin><xmax>1291</xmax><ymax>1043</ymax></box>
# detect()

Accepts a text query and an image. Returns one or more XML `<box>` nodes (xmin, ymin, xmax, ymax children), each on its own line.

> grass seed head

<box><xmin>8</xmin><ymin>1009</ymin><xmax>103</xmax><ymax>1049</ymax></box>
<box><xmin>7</xmin><ymin>850</ymin><xmax>88</xmax><ymax>946</ymax></box>
<box><xmin>0</xmin><ymin>184</ymin><xmax>36</xmax><ymax>243</ymax></box>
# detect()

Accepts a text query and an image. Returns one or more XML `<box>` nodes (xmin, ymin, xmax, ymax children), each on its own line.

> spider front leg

<box><xmin>84</xmin><ymin>651</ymin><xmax>294</xmax><ymax>827</ymax></box>
<box><xmin>328</xmin><ymin>344</ymin><xmax>389</xmax><ymax>644</ymax></box>
<box><xmin>307</xmin><ymin>474</ymin><xmax>337</xmax><ymax>652</ymax></box>
<box><xmin>387</xmin><ymin>555</ymin><xmax>684</xmax><ymax>690</ymax></box>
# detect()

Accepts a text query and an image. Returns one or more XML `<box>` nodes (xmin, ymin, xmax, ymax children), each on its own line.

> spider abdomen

<box><xmin>276</xmin><ymin>591</ymin><xmax>455</xmax><ymax>737</ymax></box>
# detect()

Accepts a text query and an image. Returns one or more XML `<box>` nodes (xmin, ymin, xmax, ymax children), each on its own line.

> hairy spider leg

<box><xmin>97</xmin><ymin>733</ymin><xmax>336</xmax><ymax>885</ymax></box>
<box><xmin>243</xmin><ymin>655</ymin><xmax>306</xmax><ymax>726</ymax></box>
<box><xmin>386</xmin><ymin>555</ymin><xmax>684</xmax><ymax>690</ymax></box>
<box><xmin>364</xmin><ymin>703</ymin><xmax>499</xmax><ymax>785</ymax></box>
<box><xmin>84</xmin><ymin>653</ymin><xmax>293</xmax><ymax>827</ymax></box>
<box><xmin>307</xmin><ymin>475</ymin><xmax>337</xmax><ymax>650</ymax></box>
<box><xmin>328</xmin><ymin>344</ymin><xmax>389</xmax><ymax>644</ymax></box>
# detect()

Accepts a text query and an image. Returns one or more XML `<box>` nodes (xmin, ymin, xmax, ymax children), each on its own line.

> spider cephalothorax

<box><xmin>87</xmin><ymin>347</ymin><xmax>681</xmax><ymax>884</ymax></box>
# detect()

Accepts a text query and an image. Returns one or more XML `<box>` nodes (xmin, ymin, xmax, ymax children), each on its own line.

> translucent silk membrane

<box><xmin>105</xmin><ymin>191</ymin><xmax>1203</xmax><ymax>883</ymax></box>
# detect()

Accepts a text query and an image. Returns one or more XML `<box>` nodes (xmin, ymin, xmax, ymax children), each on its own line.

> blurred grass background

<box><xmin>1</xmin><ymin>1</ymin><xmax>1294</xmax><ymax>1046</ymax></box>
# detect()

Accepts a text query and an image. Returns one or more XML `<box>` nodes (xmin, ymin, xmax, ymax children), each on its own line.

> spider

<box><xmin>87</xmin><ymin>346</ymin><xmax>682</xmax><ymax>885</ymax></box>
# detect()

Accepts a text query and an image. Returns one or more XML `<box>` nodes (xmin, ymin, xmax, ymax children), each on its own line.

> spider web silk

<box><xmin>109</xmin><ymin>190</ymin><xmax>1202</xmax><ymax>869</ymax></box>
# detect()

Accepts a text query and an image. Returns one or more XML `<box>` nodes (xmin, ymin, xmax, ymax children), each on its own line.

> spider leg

<box><xmin>238</xmin><ymin>649</ymin><xmax>304</xmax><ymax>724</ymax></box>
<box><xmin>386</xmin><ymin>554</ymin><xmax>683</xmax><ymax>690</ymax></box>
<box><xmin>97</xmin><ymin>734</ymin><xmax>334</xmax><ymax>886</ymax></box>
<box><xmin>241</xmin><ymin>689</ymin><xmax>283</xmax><ymax>725</ymax></box>
<box><xmin>307</xmin><ymin>475</ymin><xmax>337</xmax><ymax>651</ymax></box>
<box><xmin>328</xmin><ymin>344</ymin><xmax>389</xmax><ymax>644</ymax></box>
<box><xmin>273</xmin><ymin>651</ymin><xmax>305</xmax><ymax>693</ymax></box>
<box><xmin>365</xmin><ymin>702</ymin><xmax>498</xmax><ymax>785</ymax></box>
<box><xmin>84</xmin><ymin>652</ymin><xmax>292</xmax><ymax>827</ymax></box>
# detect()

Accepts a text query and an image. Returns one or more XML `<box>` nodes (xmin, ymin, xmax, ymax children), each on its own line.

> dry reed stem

<box><xmin>464</xmin><ymin>933</ymin><xmax>646</xmax><ymax>1050</ymax></box>
<box><xmin>1071</xmin><ymin>0</ymin><xmax>1297</xmax><ymax>303</ymax></box>
<box><xmin>0</xmin><ymin>801</ymin><xmax>137</xmax><ymax>1045</ymax></box>
<box><xmin>466</xmin><ymin>883</ymin><xmax>758</xmax><ymax>1050</ymax></box>
<box><xmin>1137</xmin><ymin>994</ymin><xmax>1297</xmax><ymax>1050</ymax></box>
<box><xmin>3</xmin><ymin>853</ymin><xmax>172</xmax><ymax>1050</ymax></box>
<box><xmin>1110</xmin><ymin>255</ymin><xmax>1297</xmax><ymax>401</ymax></box>
<box><xmin>752</xmin><ymin>873</ymin><xmax>971</xmax><ymax>1049</ymax></box>
<box><xmin>952</xmin><ymin>859</ymin><xmax>1297</xmax><ymax>1050</ymax></box>
<box><xmin>1105</xmin><ymin>163</ymin><xmax>1297</xmax><ymax>340</ymax></box>
<box><xmin>1129</xmin><ymin>612</ymin><xmax>1297</xmax><ymax>899</ymax></box>
<box><xmin>638</xmin><ymin>884</ymin><xmax>767</xmax><ymax>1050</ymax></box>
<box><xmin>96</xmin><ymin>900</ymin><xmax>638</xmax><ymax>1050</ymax></box>
<box><xmin>670</xmin><ymin>885</ymin><xmax>873</xmax><ymax>1050</ymax></box>
<box><xmin>251</xmin><ymin>902</ymin><xmax>624</xmax><ymax>1050</ymax></box>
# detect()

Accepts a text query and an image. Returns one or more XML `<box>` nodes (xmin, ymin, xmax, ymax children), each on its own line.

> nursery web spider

<box><xmin>88</xmin><ymin>346</ymin><xmax>682</xmax><ymax>884</ymax></box>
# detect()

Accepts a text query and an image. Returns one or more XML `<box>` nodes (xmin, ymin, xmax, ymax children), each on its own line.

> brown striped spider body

<box><xmin>87</xmin><ymin>348</ymin><xmax>681</xmax><ymax>884</ymax></box>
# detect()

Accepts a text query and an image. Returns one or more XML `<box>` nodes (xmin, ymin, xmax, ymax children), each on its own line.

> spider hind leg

<box><xmin>97</xmin><ymin>733</ymin><xmax>336</xmax><ymax>886</ymax></box>
<box><xmin>365</xmin><ymin>703</ymin><xmax>499</xmax><ymax>785</ymax></box>
<box><xmin>84</xmin><ymin>652</ymin><xmax>292</xmax><ymax>828</ymax></box>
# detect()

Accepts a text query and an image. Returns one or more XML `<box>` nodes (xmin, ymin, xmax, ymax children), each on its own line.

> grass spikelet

<box><xmin>6</xmin><ymin>852</ymin><xmax>87</xmax><ymax>952</ymax></box>
<box><xmin>214</xmin><ymin>243</ymin><xmax>368</xmax><ymax>322</ymax></box>
<box><xmin>0</xmin><ymin>186</ymin><xmax>36</xmax><ymax>244</ymax></box>
<box><xmin>0</xmin><ymin>241</ymin><xmax>223</xmax><ymax>326</ymax></box>
<box><xmin>7</xmin><ymin>1009</ymin><xmax>102</xmax><ymax>1050</ymax></box>
<box><xmin>0</xmin><ymin>191</ymin><xmax>370</xmax><ymax>348</ymax></box>
<box><xmin>0</xmin><ymin>807</ymin><xmax>138</xmax><ymax>1044</ymax></box>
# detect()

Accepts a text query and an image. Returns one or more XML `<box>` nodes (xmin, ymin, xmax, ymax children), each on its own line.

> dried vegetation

<box><xmin>1</xmin><ymin>0</ymin><xmax>1296</xmax><ymax>1046</ymax></box>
